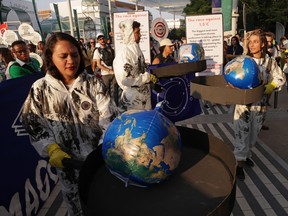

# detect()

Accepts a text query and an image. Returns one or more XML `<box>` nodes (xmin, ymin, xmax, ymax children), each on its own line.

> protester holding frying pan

<box><xmin>21</xmin><ymin>32</ymin><xmax>118</xmax><ymax>215</ymax></box>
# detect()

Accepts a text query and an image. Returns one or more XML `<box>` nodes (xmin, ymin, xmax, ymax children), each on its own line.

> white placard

<box><xmin>113</xmin><ymin>11</ymin><xmax>150</xmax><ymax>64</ymax></box>
<box><xmin>18</xmin><ymin>23</ymin><xmax>35</xmax><ymax>41</ymax></box>
<box><xmin>3</xmin><ymin>30</ymin><xmax>19</xmax><ymax>45</ymax></box>
<box><xmin>29</xmin><ymin>53</ymin><xmax>43</xmax><ymax>68</ymax></box>
<box><xmin>30</xmin><ymin>31</ymin><xmax>42</xmax><ymax>45</ymax></box>
<box><xmin>150</xmin><ymin>18</ymin><xmax>169</xmax><ymax>42</ymax></box>
<box><xmin>186</xmin><ymin>14</ymin><xmax>223</xmax><ymax>75</ymax></box>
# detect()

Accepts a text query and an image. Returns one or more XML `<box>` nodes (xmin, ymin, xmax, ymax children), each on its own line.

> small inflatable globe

<box><xmin>178</xmin><ymin>43</ymin><xmax>205</xmax><ymax>63</ymax></box>
<box><xmin>102</xmin><ymin>109</ymin><xmax>182</xmax><ymax>186</ymax></box>
<box><xmin>224</xmin><ymin>56</ymin><xmax>260</xmax><ymax>89</ymax></box>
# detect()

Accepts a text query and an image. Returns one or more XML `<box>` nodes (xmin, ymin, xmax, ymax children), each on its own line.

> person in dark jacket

<box><xmin>226</xmin><ymin>36</ymin><xmax>244</xmax><ymax>61</ymax></box>
<box><xmin>22</xmin><ymin>32</ymin><xmax>118</xmax><ymax>216</ymax></box>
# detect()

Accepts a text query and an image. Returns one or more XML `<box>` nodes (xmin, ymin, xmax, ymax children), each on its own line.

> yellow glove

<box><xmin>150</xmin><ymin>73</ymin><xmax>159</xmax><ymax>84</ymax></box>
<box><xmin>264</xmin><ymin>81</ymin><xmax>277</xmax><ymax>95</ymax></box>
<box><xmin>47</xmin><ymin>144</ymin><xmax>71</xmax><ymax>169</ymax></box>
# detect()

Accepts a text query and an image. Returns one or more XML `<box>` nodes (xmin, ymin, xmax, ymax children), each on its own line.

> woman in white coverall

<box><xmin>233</xmin><ymin>29</ymin><xmax>286</xmax><ymax>181</ymax></box>
<box><xmin>113</xmin><ymin>20</ymin><xmax>158</xmax><ymax>112</ymax></box>
<box><xmin>21</xmin><ymin>32</ymin><xmax>118</xmax><ymax>215</ymax></box>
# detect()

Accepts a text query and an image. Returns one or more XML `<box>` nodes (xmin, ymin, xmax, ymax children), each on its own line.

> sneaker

<box><xmin>245</xmin><ymin>158</ymin><xmax>254</xmax><ymax>167</ymax></box>
<box><xmin>236</xmin><ymin>166</ymin><xmax>245</xmax><ymax>181</ymax></box>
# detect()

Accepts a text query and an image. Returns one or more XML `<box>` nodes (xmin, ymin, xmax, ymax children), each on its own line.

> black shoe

<box><xmin>236</xmin><ymin>166</ymin><xmax>245</xmax><ymax>181</ymax></box>
<box><xmin>261</xmin><ymin>125</ymin><xmax>269</xmax><ymax>130</ymax></box>
<box><xmin>245</xmin><ymin>158</ymin><xmax>254</xmax><ymax>167</ymax></box>
<box><xmin>204</xmin><ymin>104</ymin><xmax>210</xmax><ymax>109</ymax></box>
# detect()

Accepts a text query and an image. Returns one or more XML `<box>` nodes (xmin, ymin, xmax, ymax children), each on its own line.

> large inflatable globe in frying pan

<box><xmin>178</xmin><ymin>43</ymin><xmax>205</xmax><ymax>63</ymax></box>
<box><xmin>102</xmin><ymin>109</ymin><xmax>182</xmax><ymax>187</ymax></box>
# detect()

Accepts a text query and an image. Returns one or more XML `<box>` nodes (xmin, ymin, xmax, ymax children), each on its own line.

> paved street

<box><xmin>38</xmin><ymin>88</ymin><xmax>288</xmax><ymax>216</ymax></box>
<box><xmin>259</xmin><ymin>89</ymin><xmax>288</xmax><ymax>164</ymax></box>
<box><xmin>177</xmin><ymin>88</ymin><xmax>288</xmax><ymax>215</ymax></box>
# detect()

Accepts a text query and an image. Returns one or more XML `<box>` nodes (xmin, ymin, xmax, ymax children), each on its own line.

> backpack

<box><xmin>98</xmin><ymin>46</ymin><xmax>115</xmax><ymax>66</ymax></box>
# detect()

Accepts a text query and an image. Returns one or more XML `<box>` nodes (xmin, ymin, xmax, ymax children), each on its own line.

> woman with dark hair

<box><xmin>21</xmin><ymin>32</ymin><xmax>118</xmax><ymax>215</ymax></box>
<box><xmin>233</xmin><ymin>29</ymin><xmax>286</xmax><ymax>181</ymax></box>
<box><xmin>226</xmin><ymin>35</ymin><xmax>244</xmax><ymax>61</ymax></box>
<box><xmin>152</xmin><ymin>38</ymin><xmax>175</xmax><ymax>65</ymax></box>
<box><xmin>0</xmin><ymin>47</ymin><xmax>14</xmax><ymax>81</ymax></box>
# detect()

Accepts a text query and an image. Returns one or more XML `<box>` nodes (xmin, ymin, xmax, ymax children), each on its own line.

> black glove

<box><xmin>151</xmin><ymin>83</ymin><xmax>164</xmax><ymax>93</ymax></box>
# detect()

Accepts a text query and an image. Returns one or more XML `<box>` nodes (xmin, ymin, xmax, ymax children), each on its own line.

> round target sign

<box><xmin>3</xmin><ymin>30</ymin><xmax>18</xmax><ymax>45</ymax></box>
<box><xmin>30</xmin><ymin>31</ymin><xmax>42</xmax><ymax>45</ymax></box>
<box><xmin>150</xmin><ymin>18</ymin><xmax>169</xmax><ymax>42</ymax></box>
<box><xmin>18</xmin><ymin>23</ymin><xmax>35</xmax><ymax>41</ymax></box>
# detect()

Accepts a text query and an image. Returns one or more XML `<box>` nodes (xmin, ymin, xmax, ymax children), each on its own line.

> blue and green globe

<box><xmin>102</xmin><ymin>109</ymin><xmax>182</xmax><ymax>186</ymax></box>
<box><xmin>178</xmin><ymin>43</ymin><xmax>205</xmax><ymax>63</ymax></box>
<box><xmin>224</xmin><ymin>55</ymin><xmax>260</xmax><ymax>89</ymax></box>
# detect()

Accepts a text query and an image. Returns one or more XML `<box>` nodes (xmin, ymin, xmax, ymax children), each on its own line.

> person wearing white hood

<box><xmin>113</xmin><ymin>19</ymin><xmax>158</xmax><ymax>111</ymax></box>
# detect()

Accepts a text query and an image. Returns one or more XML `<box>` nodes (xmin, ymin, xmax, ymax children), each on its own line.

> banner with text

<box><xmin>0</xmin><ymin>73</ymin><xmax>58</xmax><ymax>216</ymax></box>
<box><xmin>186</xmin><ymin>14</ymin><xmax>223</xmax><ymax>76</ymax></box>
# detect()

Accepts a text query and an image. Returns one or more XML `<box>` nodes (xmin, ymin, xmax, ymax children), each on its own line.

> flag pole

<box><xmin>31</xmin><ymin>0</ymin><xmax>44</xmax><ymax>41</ymax></box>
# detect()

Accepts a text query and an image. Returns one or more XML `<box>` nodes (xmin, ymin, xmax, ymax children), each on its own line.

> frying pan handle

<box><xmin>62</xmin><ymin>158</ymin><xmax>84</xmax><ymax>170</ymax></box>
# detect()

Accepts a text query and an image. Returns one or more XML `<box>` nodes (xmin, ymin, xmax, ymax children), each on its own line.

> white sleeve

<box><xmin>21</xmin><ymin>82</ymin><xmax>56</xmax><ymax>157</ymax></box>
<box><xmin>270</xmin><ymin>59</ymin><xmax>286</xmax><ymax>89</ymax></box>
<box><xmin>94</xmin><ymin>78</ymin><xmax>118</xmax><ymax>139</ymax></box>
<box><xmin>113</xmin><ymin>47</ymin><xmax>150</xmax><ymax>89</ymax></box>
<box><xmin>93</xmin><ymin>49</ymin><xmax>100</xmax><ymax>60</ymax></box>
<box><xmin>283</xmin><ymin>63</ymin><xmax>288</xmax><ymax>74</ymax></box>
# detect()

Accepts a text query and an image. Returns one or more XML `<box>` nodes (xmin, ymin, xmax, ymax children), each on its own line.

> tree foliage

<box><xmin>182</xmin><ymin>0</ymin><xmax>288</xmax><ymax>34</ymax></box>
<box><xmin>238</xmin><ymin>0</ymin><xmax>288</xmax><ymax>32</ymax></box>
<box><xmin>168</xmin><ymin>27</ymin><xmax>186</xmax><ymax>40</ymax></box>
<box><xmin>177</xmin><ymin>0</ymin><xmax>211</xmax><ymax>39</ymax></box>
<box><xmin>183</xmin><ymin>0</ymin><xmax>212</xmax><ymax>15</ymax></box>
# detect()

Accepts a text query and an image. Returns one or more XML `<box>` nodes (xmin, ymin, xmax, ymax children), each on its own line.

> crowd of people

<box><xmin>1</xmin><ymin>21</ymin><xmax>288</xmax><ymax>215</ymax></box>
<box><xmin>0</xmin><ymin>40</ymin><xmax>45</xmax><ymax>81</ymax></box>
<box><xmin>224</xmin><ymin>31</ymin><xmax>288</xmax><ymax>70</ymax></box>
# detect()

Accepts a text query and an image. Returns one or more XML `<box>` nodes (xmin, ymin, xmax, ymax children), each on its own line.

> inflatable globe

<box><xmin>178</xmin><ymin>43</ymin><xmax>205</xmax><ymax>63</ymax></box>
<box><xmin>102</xmin><ymin>109</ymin><xmax>182</xmax><ymax>186</ymax></box>
<box><xmin>224</xmin><ymin>56</ymin><xmax>260</xmax><ymax>89</ymax></box>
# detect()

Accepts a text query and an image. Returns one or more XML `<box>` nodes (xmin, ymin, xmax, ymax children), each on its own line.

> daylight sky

<box><xmin>35</xmin><ymin>0</ymin><xmax>182</xmax><ymax>20</ymax></box>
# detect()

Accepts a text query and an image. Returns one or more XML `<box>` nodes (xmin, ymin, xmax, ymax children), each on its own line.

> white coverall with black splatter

<box><xmin>233</xmin><ymin>55</ymin><xmax>286</xmax><ymax>161</ymax></box>
<box><xmin>22</xmin><ymin>72</ymin><xmax>117</xmax><ymax>215</ymax></box>
<box><xmin>113</xmin><ymin>19</ymin><xmax>152</xmax><ymax>112</ymax></box>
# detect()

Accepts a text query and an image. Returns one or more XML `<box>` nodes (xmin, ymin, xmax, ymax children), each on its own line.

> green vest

<box><xmin>9</xmin><ymin>58</ymin><xmax>41</xmax><ymax>79</ymax></box>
